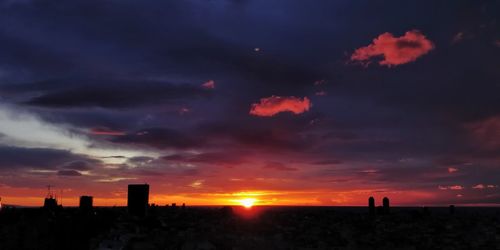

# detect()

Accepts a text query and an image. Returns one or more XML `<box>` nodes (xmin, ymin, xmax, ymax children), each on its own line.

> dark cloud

<box><xmin>163</xmin><ymin>152</ymin><xmax>246</xmax><ymax>166</ymax></box>
<box><xmin>8</xmin><ymin>79</ymin><xmax>212</xmax><ymax>109</ymax></box>
<box><xmin>62</xmin><ymin>160</ymin><xmax>94</xmax><ymax>171</ymax></box>
<box><xmin>262</xmin><ymin>162</ymin><xmax>297</xmax><ymax>171</ymax></box>
<box><xmin>57</xmin><ymin>169</ymin><xmax>83</xmax><ymax>176</ymax></box>
<box><xmin>113</xmin><ymin>128</ymin><xmax>202</xmax><ymax>149</ymax></box>
<box><xmin>0</xmin><ymin>145</ymin><xmax>96</xmax><ymax>170</ymax></box>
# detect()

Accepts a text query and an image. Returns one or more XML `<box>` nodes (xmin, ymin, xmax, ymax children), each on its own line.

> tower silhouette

<box><xmin>382</xmin><ymin>197</ymin><xmax>390</xmax><ymax>214</ymax></box>
<box><xmin>368</xmin><ymin>196</ymin><xmax>375</xmax><ymax>215</ymax></box>
<box><xmin>43</xmin><ymin>185</ymin><xmax>58</xmax><ymax>210</ymax></box>
<box><xmin>127</xmin><ymin>184</ymin><xmax>149</xmax><ymax>217</ymax></box>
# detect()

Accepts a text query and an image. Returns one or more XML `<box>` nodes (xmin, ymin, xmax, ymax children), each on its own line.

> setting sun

<box><xmin>239</xmin><ymin>198</ymin><xmax>257</xmax><ymax>208</ymax></box>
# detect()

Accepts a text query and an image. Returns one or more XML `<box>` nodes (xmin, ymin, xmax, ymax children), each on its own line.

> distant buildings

<box><xmin>368</xmin><ymin>196</ymin><xmax>391</xmax><ymax>215</ymax></box>
<box><xmin>127</xmin><ymin>184</ymin><xmax>149</xmax><ymax>217</ymax></box>
<box><xmin>80</xmin><ymin>196</ymin><xmax>93</xmax><ymax>212</ymax></box>
<box><xmin>368</xmin><ymin>197</ymin><xmax>375</xmax><ymax>215</ymax></box>
<box><xmin>383</xmin><ymin>197</ymin><xmax>390</xmax><ymax>214</ymax></box>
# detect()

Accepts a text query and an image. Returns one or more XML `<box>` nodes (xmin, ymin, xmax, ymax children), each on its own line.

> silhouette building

<box><xmin>43</xmin><ymin>185</ymin><xmax>58</xmax><ymax>210</ymax></box>
<box><xmin>79</xmin><ymin>196</ymin><xmax>93</xmax><ymax>211</ymax></box>
<box><xmin>449</xmin><ymin>205</ymin><xmax>455</xmax><ymax>215</ymax></box>
<box><xmin>127</xmin><ymin>184</ymin><xmax>149</xmax><ymax>217</ymax></box>
<box><xmin>368</xmin><ymin>196</ymin><xmax>375</xmax><ymax>215</ymax></box>
<box><xmin>382</xmin><ymin>197</ymin><xmax>390</xmax><ymax>214</ymax></box>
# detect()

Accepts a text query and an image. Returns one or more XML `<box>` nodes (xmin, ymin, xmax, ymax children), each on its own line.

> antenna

<box><xmin>46</xmin><ymin>185</ymin><xmax>53</xmax><ymax>198</ymax></box>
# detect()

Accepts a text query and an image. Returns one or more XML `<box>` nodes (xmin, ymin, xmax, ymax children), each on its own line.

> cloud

<box><xmin>351</xmin><ymin>30</ymin><xmax>434</xmax><ymax>67</ymax></box>
<box><xmin>0</xmin><ymin>145</ymin><xmax>93</xmax><ymax>170</ymax></box>
<box><xmin>57</xmin><ymin>170</ymin><xmax>83</xmax><ymax>176</ymax></box>
<box><xmin>0</xmin><ymin>105</ymin><xmax>155</xmax><ymax>161</ymax></box>
<box><xmin>464</xmin><ymin>116</ymin><xmax>500</xmax><ymax>150</ymax></box>
<box><xmin>249</xmin><ymin>96</ymin><xmax>311</xmax><ymax>117</ymax></box>
<box><xmin>89</xmin><ymin>127</ymin><xmax>125</xmax><ymax>136</ymax></box>
<box><xmin>201</xmin><ymin>80</ymin><xmax>215</xmax><ymax>89</ymax></box>
<box><xmin>10</xmin><ymin>78</ymin><xmax>212</xmax><ymax>109</ymax></box>
<box><xmin>62</xmin><ymin>160</ymin><xmax>94</xmax><ymax>171</ymax></box>
<box><xmin>472</xmin><ymin>184</ymin><xmax>498</xmax><ymax>189</ymax></box>
<box><xmin>199</xmin><ymin>122</ymin><xmax>311</xmax><ymax>152</ymax></box>
<box><xmin>448</xmin><ymin>167</ymin><xmax>458</xmax><ymax>173</ymax></box>
<box><xmin>438</xmin><ymin>185</ymin><xmax>464</xmax><ymax>190</ymax></box>
<box><xmin>163</xmin><ymin>152</ymin><xmax>245</xmax><ymax>166</ymax></box>
<box><xmin>452</xmin><ymin>32</ymin><xmax>464</xmax><ymax>44</ymax></box>
<box><xmin>113</xmin><ymin>128</ymin><xmax>202</xmax><ymax>149</ymax></box>
<box><xmin>262</xmin><ymin>162</ymin><xmax>297</xmax><ymax>171</ymax></box>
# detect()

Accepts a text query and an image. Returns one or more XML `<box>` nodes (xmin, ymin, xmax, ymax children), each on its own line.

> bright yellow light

<box><xmin>239</xmin><ymin>198</ymin><xmax>256</xmax><ymax>208</ymax></box>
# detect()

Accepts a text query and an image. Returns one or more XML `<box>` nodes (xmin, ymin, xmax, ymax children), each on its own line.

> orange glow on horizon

<box><xmin>0</xmin><ymin>187</ymin><xmax>450</xmax><ymax>207</ymax></box>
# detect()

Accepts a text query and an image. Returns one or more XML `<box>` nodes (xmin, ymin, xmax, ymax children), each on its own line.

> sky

<box><xmin>0</xmin><ymin>0</ymin><xmax>499</xmax><ymax>207</ymax></box>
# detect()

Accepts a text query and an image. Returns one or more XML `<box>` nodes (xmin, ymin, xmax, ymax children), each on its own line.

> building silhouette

<box><xmin>79</xmin><ymin>196</ymin><xmax>93</xmax><ymax>212</ymax></box>
<box><xmin>449</xmin><ymin>205</ymin><xmax>455</xmax><ymax>215</ymax></box>
<box><xmin>368</xmin><ymin>196</ymin><xmax>375</xmax><ymax>215</ymax></box>
<box><xmin>43</xmin><ymin>185</ymin><xmax>58</xmax><ymax>210</ymax></box>
<box><xmin>382</xmin><ymin>197</ymin><xmax>390</xmax><ymax>214</ymax></box>
<box><xmin>127</xmin><ymin>184</ymin><xmax>149</xmax><ymax>217</ymax></box>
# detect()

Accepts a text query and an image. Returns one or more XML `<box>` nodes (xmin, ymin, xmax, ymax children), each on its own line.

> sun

<box><xmin>239</xmin><ymin>198</ymin><xmax>256</xmax><ymax>208</ymax></box>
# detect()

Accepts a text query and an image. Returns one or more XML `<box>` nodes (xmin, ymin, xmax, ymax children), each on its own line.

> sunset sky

<box><xmin>0</xmin><ymin>0</ymin><xmax>499</xmax><ymax>207</ymax></box>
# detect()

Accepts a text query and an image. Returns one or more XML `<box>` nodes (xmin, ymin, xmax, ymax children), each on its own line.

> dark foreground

<box><xmin>0</xmin><ymin>206</ymin><xmax>499</xmax><ymax>250</ymax></box>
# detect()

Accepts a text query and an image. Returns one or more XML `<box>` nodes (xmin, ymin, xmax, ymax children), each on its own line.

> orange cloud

<box><xmin>89</xmin><ymin>127</ymin><xmax>125</xmax><ymax>136</ymax></box>
<box><xmin>249</xmin><ymin>96</ymin><xmax>311</xmax><ymax>117</ymax></box>
<box><xmin>351</xmin><ymin>30</ymin><xmax>434</xmax><ymax>67</ymax></box>
<box><xmin>201</xmin><ymin>80</ymin><xmax>215</xmax><ymax>89</ymax></box>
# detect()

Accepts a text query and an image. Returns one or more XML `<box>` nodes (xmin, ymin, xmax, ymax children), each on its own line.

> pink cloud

<box><xmin>452</xmin><ymin>32</ymin><xmax>464</xmax><ymax>44</ymax></box>
<box><xmin>178</xmin><ymin>107</ymin><xmax>190</xmax><ymax>115</ymax></box>
<box><xmin>249</xmin><ymin>96</ymin><xmax>312</xmax><ymax>117</ymax></box>
<box><xmin>448</xmin><ymin>167</ymin><xmax>458</xmax><ymax>173</ymax></box>
<box><xmin>314</xmin><ymin>79</ymin><xmax>327</xmax><ymax>86</ymax></box>
<box><xmin>89</xmin><ymin>127</ymin><xmax>125</xmax><ymax>136</ymax></box>
<box><xmin>464</xmin><ymin>116</ymin><xmax>500</xmax><ymax>150</ymax></box>
<box><xmin>201</xmin><ymin>80</ymin><xmax>215</xmax><ymax>89</ymax></box>
<box><xmin>438</xmin><ymin>185</ymin><xmax>464</xmax><ymax>190</ymax></box>
<box><xmin>351</xmin><ymin>30</ymin><xmax>434</xmax><ymax>67</ymax></box>
<box><xmin>472</xmin><ymin>184</ymin><xmax>498</xmax><ymax>189</ymax></box>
